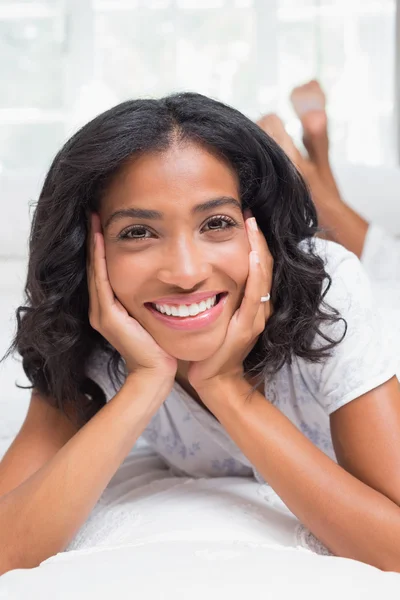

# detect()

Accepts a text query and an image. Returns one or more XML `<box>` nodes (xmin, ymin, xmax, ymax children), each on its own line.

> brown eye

<box><xmin>203</xmin><ymin>215</ymin><xmax>237</xmax><ymax>232</ymax></box>
<box><xmin>119</xmin><ymin>226</ymin><xmax>153</xmax><ymax>240</ymax></box>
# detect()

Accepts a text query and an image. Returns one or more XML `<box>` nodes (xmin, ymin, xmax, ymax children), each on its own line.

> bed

<box><xmin>1</xmin><ymin>164</ymin><xmax>400</xmax><ymax>598</ymax></box>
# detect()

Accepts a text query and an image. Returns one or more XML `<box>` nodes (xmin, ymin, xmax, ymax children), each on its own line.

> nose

<box><xmin>157</xmin><ymin>235</ymin><xmax>212</xmax><ymax>289</ymax></box>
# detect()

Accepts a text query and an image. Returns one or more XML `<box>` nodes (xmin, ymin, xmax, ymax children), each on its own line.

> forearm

<box><xmin>200</xmin><ymin>378</ymin><xmax>400</xmax><ymax>571</ymax></box>
<box><xmin>0</xmin><ymin>373</ymin><xmax>172</xmax><ymax>574</ymax></box>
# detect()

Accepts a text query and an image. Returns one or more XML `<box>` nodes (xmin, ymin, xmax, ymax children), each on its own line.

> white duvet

<box><xmin>1</xmin><ymin>443</ymin><xmax>400</xmax><ymax>599</ymax></box>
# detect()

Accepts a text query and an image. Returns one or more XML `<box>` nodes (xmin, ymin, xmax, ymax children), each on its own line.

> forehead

<box><xmin>101</xmin><ymin>142</ymin><xmax>240</xmax><ymax>213</ymax></box>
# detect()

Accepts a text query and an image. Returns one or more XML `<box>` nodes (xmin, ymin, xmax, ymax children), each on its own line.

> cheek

<box><xmin>216</xmin><ymin>237</ymin><xmax>249</xmax><ymax>291</ymax></box>
<box><xmin>105</xmin><ymin>248</ymin><xmax>144</xmax><ymax>303</ymax></box>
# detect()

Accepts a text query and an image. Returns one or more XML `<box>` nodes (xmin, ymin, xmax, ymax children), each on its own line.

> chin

<box><xmin>160</xmin><ymin>337</ymin><xmax>224</xmax><ymax>362</ymax></box>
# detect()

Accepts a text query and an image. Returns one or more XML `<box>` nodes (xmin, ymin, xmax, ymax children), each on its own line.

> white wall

<box><xmin>0</xmin><ymin>0</ymin><xmax>397</xmax><ymax>261</ymax></box>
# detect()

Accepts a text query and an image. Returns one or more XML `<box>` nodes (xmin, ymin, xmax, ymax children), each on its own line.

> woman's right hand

<box><xmin>87</xmin><ymin>213</ymin><xmax>177</xmax><ymax>380</ymax></box>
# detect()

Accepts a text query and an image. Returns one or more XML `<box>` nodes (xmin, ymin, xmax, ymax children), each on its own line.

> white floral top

<box><xmin>87</xmin><ymin>239</ymin><xmax>398</xmax><ymax>483</ymax></box>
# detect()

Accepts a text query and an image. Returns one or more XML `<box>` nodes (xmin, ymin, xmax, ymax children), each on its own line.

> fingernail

<box><xmin>251</xmin><ymin>251</ymin><xmax>260</xmax><ymax>264</ymax></box>
<box><xmin>249</xmin><ymin>218</ymin><xmax>258</xmax><ymax>232</ymax></box>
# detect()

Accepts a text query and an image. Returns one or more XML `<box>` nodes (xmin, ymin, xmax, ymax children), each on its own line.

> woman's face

<box><xmin>99</xmin><ymin>142</ymin><xmax>250</xmax><ymax>362</ymax></box>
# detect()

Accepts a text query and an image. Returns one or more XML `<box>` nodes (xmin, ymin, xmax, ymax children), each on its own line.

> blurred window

<box><xmin>0</xmin><ymin>0</ymin><xmax>396</xmax><ymax>254</ymax></box>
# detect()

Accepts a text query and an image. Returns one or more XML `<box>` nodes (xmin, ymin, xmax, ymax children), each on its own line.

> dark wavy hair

<box><xmin>5</xmin><ymin>92</ymin><xmax>345</xmax><ymax>425</ymax></box>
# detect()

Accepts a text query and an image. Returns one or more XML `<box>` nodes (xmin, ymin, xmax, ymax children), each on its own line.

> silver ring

<box><xmin>260</xmin><ymin>294</ymin><xmax>270</xmax><ymax>303</ymax></box>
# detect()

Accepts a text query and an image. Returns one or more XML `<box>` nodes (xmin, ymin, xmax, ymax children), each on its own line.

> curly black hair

<box><xmin>5</xmin><ymin>92</ymin><xmax>345</xmax><ymax>425</ymax></box>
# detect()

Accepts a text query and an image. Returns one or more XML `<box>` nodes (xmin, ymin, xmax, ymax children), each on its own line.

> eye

<box><xmin>118</xmin><ymin>225</ymin><xmax>154</xmax><ymax>241</ymax></box>
<box><xmin>202</xmin><ymin>215</ymin><xmax>238</xmax><ymax>232</ymax></box>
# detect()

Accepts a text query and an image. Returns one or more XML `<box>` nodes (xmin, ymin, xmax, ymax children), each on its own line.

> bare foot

<box><xmin>290</xmin><ymin>80</ymin><xmax>329</xmax><ymax>162</ymax></box>
<box><xmin>290</xmin><ymin>80</ymin><xmax>339</xmax><ymax>194</ymax></box>
<box><xmin>257</xmin><ymin>112</ymin><xmax>345</xmax><ymax>236</ymax></box>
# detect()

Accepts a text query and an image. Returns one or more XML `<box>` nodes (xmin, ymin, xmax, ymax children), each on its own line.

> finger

<box><xmin>245</xmin><ymin>217</ymin><xmax>272</xmax><ymax>321</ymax></box>
<box><xmin>86</xmin><ymin>213</ymin><xmax>101</xmax><ymax>274</ymax></box>
<box><xmin>88</xmin><ymin>213</ymin><xmax>111</xmax><ymax>325</ymax></box>
<box><xmin>245</xmin><ymin>216</ymin><xmax>267</xmax><ymax>279</ymax></box>
<box><xmin>87</xmin><ymin>214</ymin><xmax>100</xmax><ymax>322</ymax></box>
<box><xmin>257</xmin><ymin>236</ymin><xmax>273</xmax><ymax>318</ymax></box>
<box><xmin>92</xmin><ymin>227</ymin><xmax>116</xmax><ymax>309</ymax></box>
<box><xmin>89</xmin><ymin>213</ymin><xmax>101</xmax><ymax>275</ymax></box>
<box><xmin>246</xmin><ymin>216</ymin><xmax>273</xmax><ymax>283</ymax></box>
<box><xmin>86</xmin><ymin>213</ymin><xmax>92</xmax><ymax>271</ymax></box>
<box><xmin>238</xmin><ymin>250</ymin><xmax>264</xmax><ymax>330</ymax></box>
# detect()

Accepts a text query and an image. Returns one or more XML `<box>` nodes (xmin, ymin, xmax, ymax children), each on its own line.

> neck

<box><xmin>176</xmin><ymin>359</ymin><xmax>190</xmax><ymax>380</ymax></box>
<box><xmin>175</xmin><ymin>360</ymin><xmax>194</xmax><ymax>394</ymax></box>
<box><xmin>175</xmin><ymin>360</ymin><xmax>210</xmax><ymax>410</ymax></box>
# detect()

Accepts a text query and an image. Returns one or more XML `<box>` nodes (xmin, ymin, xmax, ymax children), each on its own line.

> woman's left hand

<box><xmin>188</xmin><ymin>212</ymin><xmax>273</xmax><ymax>393</ymax></box>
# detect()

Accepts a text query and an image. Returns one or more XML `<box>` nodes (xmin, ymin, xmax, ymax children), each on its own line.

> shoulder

<box><xmin>295</xmin><ymin>237</ymin><xmax>398</xmax><ymax>414</ymax></box>
<box><xmin>301</xmin><ymin>237</ymin><xmax>371</xmax><ymax>318</ymax></box>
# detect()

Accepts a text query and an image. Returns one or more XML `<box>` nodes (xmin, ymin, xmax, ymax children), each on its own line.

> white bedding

<box><xmin>64</xmin><ymin>444</ymin><xmax>302</xmax><ymax>553</ymax></box>
<box><xmin>2</xmin><ymin>541</ymin><xmax>400</xmax><ymax>599</ymax></box>
<box><xmin>2</xmin><ymin>444</ymin><xmax>400</xmax><ymax>598</ymax></box>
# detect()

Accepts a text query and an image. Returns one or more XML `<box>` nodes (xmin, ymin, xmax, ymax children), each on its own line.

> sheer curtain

<box><xmin>0</xmin><ymin>0</ymin><xmax>396</xmax><ymax>257</ymax></box>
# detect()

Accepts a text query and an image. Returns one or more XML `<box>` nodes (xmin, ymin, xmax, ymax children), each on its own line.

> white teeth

<box><xmin>189</xmin><ymin>304</ymin><xmax>199</xmax><ymax>316</ymax></box>
<box><xmin>205</xmin><ymin>297</ymin><xmax>214</xmax><ymax>309</ymax></box>
<box><xmin>153</xmin><ymin>295</ymin><xmax>218</xmax><ymax>318</ymax></box>
<box><xmin>178</xmin><ymin>305</ymin><xmax>190</xmax><ymax>317</ymax></box>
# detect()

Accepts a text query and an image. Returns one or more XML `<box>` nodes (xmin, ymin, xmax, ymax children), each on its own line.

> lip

<box><xmin>146</xmin><ymin>293</ymin><xmax>228</xmax><ymax>331</ymax></box>
<box><xmin>149</xmin><ymin>290</ymin><xmax>226</xmax><ymax>306</ymax></box>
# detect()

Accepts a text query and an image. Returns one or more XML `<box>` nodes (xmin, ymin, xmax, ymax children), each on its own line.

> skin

<box><xmin>290</xmin><ymin>79</ymin><xmax>331</xmax><ymax>177</ymax></box>
<box><xmin>93</xmin><ymin>141</ymin><xmax>400</xmax><ymax>570</ymax></box>
<box><xmin>290</xmin><ymin>80</ymin><xmax>370</xmax><ymax>258</ymax></box>
<box><xmin>98</xmin><ymin>141</ymin><xmax>271</xmax><ymax>395</ymax></box>
<box><xmin>257</xmin><ymin>110</ymin><xmax>368</xmax><ymax>258</ymax></box>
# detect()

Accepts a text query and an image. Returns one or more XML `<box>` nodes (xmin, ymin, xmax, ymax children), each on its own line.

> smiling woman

<box><xmin>1</xmin><ymin>92</ymin><xmax>400</xmax><ymax>573</ymax></box>
<box><xmin>100</xmin><ymin>146</ymin><xmax>249</xmax><ymax>354</ymax></box>
<box><xmin>13</xmin><ymin>91</ymin><xmax>340</xmax><ymax>419</ymax></box>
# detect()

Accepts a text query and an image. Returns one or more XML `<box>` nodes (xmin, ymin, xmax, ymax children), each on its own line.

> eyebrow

<box><xmin>104</xmin><ymin>196</ymin><xmax>242</xmax><ymax>229</ymax></box>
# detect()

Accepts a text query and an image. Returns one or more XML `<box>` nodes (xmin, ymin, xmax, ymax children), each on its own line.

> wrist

<box><xmin>126</xmin><ymin>368</ymin><xmax>175</xmax><ymax>389</ymax></box>
<box><xmin>196</xmin><ymin>376</ymin><xmax>258</xmax><ymax>426</ymax></box>
<box><xmin>124</xmin><ymin>369</ymin><xmax>175</xmax><ymax>403</ymax></box>
<box><xmin>117</xmin><ymin>370</ymin><xmax>174</xmax><ymax>421</ymax></box>
<box><xmin>196</xmin><ymin>374</ymin><xmax>252</xmax><ymax>405</ymax></box>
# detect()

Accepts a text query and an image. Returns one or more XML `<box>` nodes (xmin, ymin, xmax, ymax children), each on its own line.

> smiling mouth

<box><xmin>146</xmin><ymin>293</ymin><xmax>227</xmax><ymax>319</ymax></box>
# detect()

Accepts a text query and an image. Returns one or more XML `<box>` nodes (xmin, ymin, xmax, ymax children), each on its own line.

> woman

<box><xmin>0</xmin><ymin>92</ymin><xmax>399</xmax><ymax>574</ymax></box>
